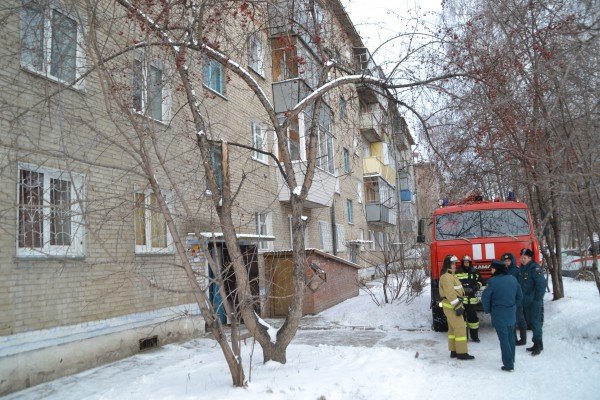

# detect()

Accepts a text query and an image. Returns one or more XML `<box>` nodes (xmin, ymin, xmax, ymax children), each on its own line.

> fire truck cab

<box><xmin>425</xmin><ymin>198</ymin><xmax>540</xmax><ymax>332</ymax></box>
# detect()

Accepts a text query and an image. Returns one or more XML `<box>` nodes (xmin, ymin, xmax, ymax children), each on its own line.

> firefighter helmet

<box><xmin>462</xmin><ymin>255</ymin><xmax>472</xmax><ymax>261</ymax></box>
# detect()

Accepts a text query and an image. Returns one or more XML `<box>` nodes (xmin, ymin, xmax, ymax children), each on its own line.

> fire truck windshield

<box><xmin>435</xmin><ymin>209</ymin><xmax>530</xmax><ymax>240</ymax></box>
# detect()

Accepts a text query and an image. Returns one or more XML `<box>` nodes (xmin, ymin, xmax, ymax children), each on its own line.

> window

<box><xmin>17</xmin><ymin>164</ymin><xmax>84</xmax><ymax>257</ymax></box>
<box><xmin>359</xmin><ymin>229</ymin><xmax>365</xmax><ymax>251</ymax></box>
<box><xmin>335</xmin><ymin>223</ymin><xmax>345</xmax><ymax>252</ymax></box>
<box><xmin>21</xmin><ymin>1</ymin><xmax>84</xmax><ymax>85</ymax></box>
<box><xmin>399</xmin><ymin>175</ymin><xmax>412</xmax><ymax>202</ymax></box>
<box><xmin>435</xmin><ymin>209</ymin><xmax>530</xmax><ymax>240</ymax></box>
<box><xmin>133</xmin><ymin>57</ymin><xmax>168</xmax><ymax>121</ymax></box>
<box><xmin>318</xmin><ymin>220</ymin><xmax>332</xmax><ymax>253</ymax></box>
<box><xmin>346</xmin><ymin>199</ymin><xmax>353</xmax><ymax>224</ymax></box>
<box><xmin>204</xmin><ymin>59</ymin><xmax>223</xmax><ymax>94</ymax></box>
<box><xmin>378</xmin><ymin>231</ymin><xmax>386</xmax><ymax>251</ymax></box>
<box><xmin>248</xmin><ymin>33</ymin><xmax>264</xmax><ymax>76</ymax></box>
<box><xmin>206</xmin><ymin>143</ymin><xmax>223</xmax><ymax>195</ymax></box>
<box><xmin>276</xmin><ymin>116</ymin><xmax>301</xmax><ymax>162</ymax></box>
<box><xmin>317</xmin><ymin>124</ymin><xmax>334</xmax><ymax>173</ymax></box>
<box><xmin>339</xmin><ymin>96</ymin><xmax>347</xmax><ymax>120</ymax></box>
<box><xmin>135</xmin><ymin>190</ymin><xmax>173</xmax><ymax>253</ymax></box>
<box><xmin>343</xmin><ymin>148</ymin><xmax>350</xmax><ymax>173</ymax></box>
<box><xmin>251</xmin><ymin>122</ymin><xmax>268</xmax><ymax>164</ymax></box>
<box><xmin>357</xmin><ymin>182</ymin><xmax>363</xmax><ymax>204</ymax></box>
<box><xmin>256</xmin><ymin>212</ymin><xmax>272</xmax><ymax>251</ymax></box>
<box><xmin>368</xmin><ymin>230</ymin><xmax>375</xmax><ymax>251</ymax></box>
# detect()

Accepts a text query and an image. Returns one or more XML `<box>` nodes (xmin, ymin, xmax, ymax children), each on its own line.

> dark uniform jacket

<box><xmin>455</xmin><ymin>266</ymin><xmax>482</xmax><ymax>304</ymax></box>
<box><xmin>518</xmin><ymin>260</ymin><xmax>546</xmax><ymax>307</ymax></box>
<box><xmin>506</xmin><ymin>254</ymin><xmax>519</xmax><ymax>279</ymax></box>
<box><xmin>482</xmin><ymin>274</ymin><xmax>523</xmax><ymax>327</ymax></box>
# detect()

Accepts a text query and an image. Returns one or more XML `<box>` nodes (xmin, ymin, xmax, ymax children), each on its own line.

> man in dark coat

<box><xmin>482</xmin><ymin>259</ymin><xmax>523</xmax><ymax>371</ymax></box>
<box><xmin>502</xmin><ymin>252</ymin><xmax>527</xmax><ymax>345</ymax></box>
<box><xmin>519</xmin><ymin>248</ymin><xmax>546</xmax><ymax>355</ymax></box>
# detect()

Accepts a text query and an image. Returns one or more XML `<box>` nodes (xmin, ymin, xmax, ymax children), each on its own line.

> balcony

<box><xmin>360</xmin><ymin>112</ymin><xmax>384</xmax><ymax>143</ymax></box>
<box><xmin>365</xmin><ymin>203</ymin><xmax>397</xmax><ymax>225</ymax></box>
<box><xmin>272</xmin><ymin>78</ymin><xmax>313</xmax><ymax>113</ymax></box>
<box><xmin>277</xmin><ymin>161</ymin><xmax>336</xmax><ymax>208</ymax></box>
<box><xmin>363</xmin><ymin>157</ymin><xmax>396</xmax><ymax>186</ymax></box>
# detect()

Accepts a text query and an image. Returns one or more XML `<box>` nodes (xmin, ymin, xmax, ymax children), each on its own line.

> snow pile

<box><xmin>7</xmin><ymin>278</ymin><xmax>600</xmax><ymax>400</ymax></box>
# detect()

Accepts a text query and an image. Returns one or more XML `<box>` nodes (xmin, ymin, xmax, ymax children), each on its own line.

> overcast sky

<box><xmin>343</xmin><ymin>0</ymin><xmax>443</xmax><ymax>61</ymax></box>
<box><xmin>343</xmin><ymin>0</ymin><xmax>444</xmax><ymax>157</ymax></box>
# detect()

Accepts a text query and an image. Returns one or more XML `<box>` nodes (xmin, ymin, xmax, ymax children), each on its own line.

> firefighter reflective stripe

<box><xmin>453</xmin><ymin>285</ymin><xmax>463</xmax><ymax>290</ymax></box>
<box><xmin>455</xmin><ymin>336</ymin><xmax>468</xmax><ymax>342</ymax></box>
<box><xmin>463</xmin><ymin>297</ymin><xmax>479</xmax><ymax>304</ymax></box>
<box><xmin>441</xmin><ymin>302</ymin><xmax>455</xmax><ymax>309</ymax></box>
<box><xmin>455</xmin><ymin>273</ymin><xmax>469</xmax><ymax>279</ymax></box>
<box><xmin>448</xmin><ymin>334</ymin><xmax>455</xmax><ymax>340</ymax></box>
<box><xmin>467</xmin><ymin>321</ymin><xmax>480</xmax><ymax>329</ymax></box>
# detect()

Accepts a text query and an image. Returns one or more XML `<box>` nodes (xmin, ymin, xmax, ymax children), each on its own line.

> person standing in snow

<box><xmin>455</xmin><ymin>255</ymin><xmax>482</xmax><ymax>342</ymax></box>
<box><xmin>519</xmin><ymin>248</ymin><xmax>546</xmax><ymax>355</ymax></box>
<box><xmin>439</xmin><ymin>254</ymin><xmax>475</xmax><ymax>360</ymax></box>
<box><xmin>502</xmin><ymin>252</ymin><xmax>528</xmax><ymax>346</ymax></box>
<box><xmin>482</xmin><ymin>259</ymin><xmax>523</xmax><ymax>371</ymax></box>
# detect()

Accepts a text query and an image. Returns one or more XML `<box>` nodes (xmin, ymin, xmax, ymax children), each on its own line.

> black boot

<box><xmin>539</xmin><ymin>340</ymin><xmax>544</xmax><ymax>350</ymax></box>
<box><xmin>470</xmin><ymin>329</ymin><xmax>480</xmax><ymax>342</ymax></box>
<box><xmin>516</xmin><ymin>328</ymin><xmax>527</xmax><ymax>346</ymax></box>
<box><xmin>528</xmin><ymin>341</ymin><xmax>542</xmax><ymax>355</ymax></box>
<box><xmin>450</xmin><ymin>351</ymin><xmax>457</xmax><ymax>358</ymax></box>
<box><xmin>457</xmin><ymin>353</ymin><xmax>475</xmax><ymax>360</ymax></box>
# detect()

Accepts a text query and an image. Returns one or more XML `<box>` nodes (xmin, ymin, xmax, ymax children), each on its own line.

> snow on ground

<box><xmin>6</xmin><ymin>278</ymin><xmax>600</xmax><ymax>400</ymax></box>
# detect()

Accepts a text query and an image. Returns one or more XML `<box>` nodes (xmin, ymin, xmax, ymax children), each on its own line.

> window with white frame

<box><xmin>133</xmin><ymin>56</ymin><xmax>168</xmax><ymax>121</ymax></box>
<box><xmin>368</xmin><ymin>230</ymin><xmax>375</xmax><ymax>251</ymax></box>
<box><xmin>318</xmin><ymin>220</ymin><xmax>332</xmax><ymax>253</ymax></box>
<box><xmin>317</xmin><ymin>123</ymin><xmax>334</xmax><ymax>173</ymax></box>
<box><xmin>203</xmin><ymin>58</ymin><xmax>223</xmax><ymax>94</ymax></box>
<box><xmin>251</xmin><ymin>122</ymin><xmax>268</xmax><ymax>163</ymax></box>
<box><xmin>335</xmin><ymin>223</ymin><xmax>345</xmax><ymax>252</ymax></box>
<box><xmin>135</xmin><ymin>190</ymin><xmax>173</xmax><ymax>253</ymax></box>
<box><xmin>248</xmin><ymin>33</ymin><xmax>264</xmax><ymax>76</ymax></box>
<box><xmin>20</xmin><ymin>0</ymin><xmax>85</xmax><ymax>85</ymax></box>
<box><xmin>378</xmin><ymin>231</ymin><xmax>386</xmax><ymax>251</ymax></box>
<box><xmin>256</xmin><ymin>212</ymin><xmax>272</xmax><ymax>251</ymax></box>
<box><xmin>17</xmin><ymin>163</ymin><xmax>85</xmax><ymax>257</ymax></box>
<box><xmin>357</xmin><ymin>182</ymin><xmax>363</xmax><ymax>204</ymax></box>
<box><xmin>346</xmin><ymin>199</ymin><xmax>353</xmax><ymax>224</ymax></box>
<box><xmin>343</xmin><ymin>148</ymin><xmax>350</xmax><ymax>173</ymax></box>
<box><xmin>359</xmin><ymin>228</ymin><xmax>365</xmax><ymax>251</ymax></box>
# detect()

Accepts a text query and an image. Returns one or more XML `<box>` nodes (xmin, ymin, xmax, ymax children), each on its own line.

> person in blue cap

<box><xmin>482</xmin><ymin>259</ymin><xmax>523</xmax><ymax>371</ymax></box>
<box><xmin>501</xmin><ymin>252</ymin><xmax>527</xmax><ymax>345</ymax></box>
<box><xmin>519</xmin><ymin>248</ymin><xmax>546</xmax><ymax>355</ymax></box>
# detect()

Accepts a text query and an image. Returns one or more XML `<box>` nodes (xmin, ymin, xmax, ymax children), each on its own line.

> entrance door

<box><xmin>208</xmin><ymin>245</ymin><xmax>227</xmax><ymax>324</ymax></box>
<box><xmin>271</xmin><ymin>258</ymin><xmax>293</xmax><ymax>316</ymax></box>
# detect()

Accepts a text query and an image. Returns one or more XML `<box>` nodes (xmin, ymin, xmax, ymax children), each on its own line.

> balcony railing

<box><xmin>359</xmin><ymin>111</ymin><xmax>384</xmax><ymax>143</ymax></box>
<box><xmin>365</xmin><ymin>203</ymin><xmax>397</xmax><ymax>225</ymax></box>
<box><xmin>277</xmin><ymin>161</ymin><xmax>336</xmax><ymax>208</ymax></box>
<box><xmin>363</xmin><ymin>157</ymin><xmax>396</xmax><ymax>186</ymax></box>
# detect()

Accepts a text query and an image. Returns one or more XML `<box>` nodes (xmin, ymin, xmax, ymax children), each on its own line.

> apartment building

<box><xmin>0</xmin><ymin>0</ymin><xmax>417</xmax><ymax>394</ymax></box>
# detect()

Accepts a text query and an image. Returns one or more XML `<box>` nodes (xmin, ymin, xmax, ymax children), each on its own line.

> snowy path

<box><xmin>5</xmin><ymin>278</ymin><xmax>599</xmax><ymax>400</ymax></box>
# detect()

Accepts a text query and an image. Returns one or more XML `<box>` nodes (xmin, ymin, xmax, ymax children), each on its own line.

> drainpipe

<box><xmin>331</xmin><ymin>200</ymin><xmax>337</xmax><ymax>256</ymax></box>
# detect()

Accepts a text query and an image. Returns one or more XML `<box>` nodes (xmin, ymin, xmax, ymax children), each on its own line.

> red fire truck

<box><xmin>421</xmin><ymin>197</ymin><xmax>541</xmax><ymax>331</ymax></box>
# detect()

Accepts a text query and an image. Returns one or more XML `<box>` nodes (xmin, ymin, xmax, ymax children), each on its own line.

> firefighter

<box><xmin>502</xmin><ymin>252</ymin><xmax>527</xmax><ymax>345</ymax></box>
<box><xmin>482</xmin><ymin>259</ymin><xmax>523</xmax><ymax>371</ymax></box>
<box><xmin>439</xmin><ymin>255</ymin><xmax>475</xmax><ymax>360</ymax></box>
<box><xmin>519</xmin><ymin>248</ymin><xmax>546</xmax><ymax>355</ymax></box>
<box><xmin>455</xmin><ymin>255</ymin><xmax>482</xmax><ymax>342</ymax></box>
